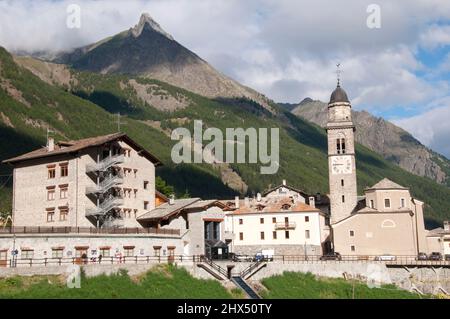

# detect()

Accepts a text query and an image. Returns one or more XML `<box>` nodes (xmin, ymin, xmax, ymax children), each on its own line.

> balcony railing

<box><xmin>86</xmin><ymin>154</ymin><xmax>124</xmax><ymax>173</ymax></box>
<box><xmin>85</xmin><ymin>174</ymin><xmax>124</xmax><ymax>195</ymax></box>
<box><xmin>274</xmin><ymin>222</ymin><xmax>297</xmax><ymax>230</ymax></box>
<box><xmin>0</xmin><ymin>226</ymin><xmax>180</xmax><ymax>235</ymax></box>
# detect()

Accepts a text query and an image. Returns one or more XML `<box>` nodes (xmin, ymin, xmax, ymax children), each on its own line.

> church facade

<box><xmin>325</xmin><ymin>83</ymin><xmax>429</xmax><ymax>256</ymax></box>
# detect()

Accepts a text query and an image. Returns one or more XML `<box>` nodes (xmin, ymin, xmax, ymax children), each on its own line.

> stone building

<box><xmin>326</xmin><ymin>83</ymin><xmax>430</xmax><ymax>256</ymax></box>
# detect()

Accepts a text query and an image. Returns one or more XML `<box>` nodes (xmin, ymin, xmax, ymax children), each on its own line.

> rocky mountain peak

<box><xmin>131</xmin><ymin>13</ymin><xmax>174</xmax><ymax>40</ymax></box>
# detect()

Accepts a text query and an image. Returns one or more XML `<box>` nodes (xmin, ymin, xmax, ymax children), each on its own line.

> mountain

<box><xmin>2</xmin><ymin>13</ymin><xmax>450</xmax><ymax>227</ymax></box>
<box><xmin>290</xmin><ymin>98</ymin><xmax>450</xmax><ymax>187</ymax></box>
<box><xmin>54</xmin><ymin>13</ymin><xmax>273</xmax><ymax>111</ymax></box>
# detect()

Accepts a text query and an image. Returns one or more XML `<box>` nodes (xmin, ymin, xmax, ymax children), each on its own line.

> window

<box><xmin>285</xmin><ymin>231</ymin><xmax>290</xmax><ymax>239</ymax></box>
<box><xmin>239</xmin><ymin>219</ymin><xmax>243</xmax><ymax>225</ymax></box>
<box><xmin>342</xmin><ymin>195</ymin><xmax>345</xmax><ymax>203</ymax></box>
<box><xmin>59</xmin><ymin>207</ymin><xmax>68</xmax><ymax>221</ymax></box>
<box><xmin>384</xmin><ymin>198</ymin><xmax>391</xmax><ymax>208</ymax></box>
<box><xmin>305</xmin><ymin>230</ymin><xmax>310</xmax><ymax>239</ymax></box>
<box><xmin>284</xmin><ymin>217</ymin><xmax>289</xmax><ymax>223</ymax></box>
<box><xmin>60</xmin><ymin>185</ymin><xmax>68</xmax><ymax>199</ymax></box>
<box><xmin>370</xmin><ymin>200</ymin><xmax>374</xmax><ymax>208</ymax></box>
<box><xmin>124</xmin><ymin>247</ymin><xmax>134</xmax><ymax>257</ymax></box>
<box><xmin>272</xmin><ymin>217</ymin><xmax>276</xmax><ymax>223</ymax></box>
<box><xmin>400</xmin><ymin>198</ymin><xmax>405</xmax><ymax>208</ymax></box>
<box><xmin>260</xmin><ymin>218</ymin><xmax>264</xmax><ymax>224</ymax></box>
<box><xmin>60</xmin><ymin>164</ymin><xmax>68</xmax><ymax>177</ymax></box>
<box><xmin>351</xmin><ymin>245</ymin><xmax>355</xmax><ymax>252</ymax></box>
<box><xmin>350</xmin><ymin>230</ymin><xmax>354</xmax><ymax>237</ymax></box>
<box><xmin>260</xmin><ymin>232</ymin><xmax>265</xmax><ymax>240</ymax></box>
<box><xmin>281</xmin><ymin>204</ymin><xmax>291</xmax><ymax>210</ymax></box>
<box><xmin>336</xmin><ymin>138</ymin><xmax>346</xmax><ymax>154</ymax></box>
<box><xmin>273</xmin><ymin>231</ymin><xmax>277</xmax><ymax>239</ymax></box>
<box><xmin>46</xmin><ymin>209</ymin><xmax>55</xmax><ymax>222</ymax></box>
<box><xmin>143</xmin><ymin>181</ymin><xmax>149</xmax><ymax>190</ymax></box>
<box><xmin>75</xmin><ymin>248</ymin><xmax>88</xmax><ymax>258</ymax></box>
<box><xmin>239</xmin><ymin>232</ymin><xmax>244</xmax><ymax>241</ymax></box>
<box><xmin>52</xmin><ymin>249</ymin><xmax>63</xmax><ymax>259</ymax></box>
<box><xmin>99</xmin><ymin>247</ymin><xmax>111</xmax><ymax>257</ymax></box>
<box><xmin>305</xmin><ymin>216</ymin><xmax>310</xmax><ymax>222</ymax></box>
<box><xmin>153</xmin><ymin>246</ymin><xmax>161</xmax><ymax>257</ymax></box>
<box><xmin>22</xmin><ymin>250</ymin><xmax>34</xmax><ymax>259</ymax></box>
<box><xmin>341</xmin><ymin>179</ymin><xmax>344</xmax><ymax>186</ymax></box>
<box><xmin>133</xmin><ymin>169</ymin><xmax>137</xmax><ymax>178</ymax></box>
<box><xmin>48</xmin><ymin>166</ymin><xmax>56</xmax><ymax>179</ymax></box>
<box><xmin>47</xmin><ymin>187</ymin><xmax>55</xmax><ymax>201</ymax></box>
<box><xmin>144</xmin><ymin>201</ymin><xmax>149</xmax><ymax>210</ymax></box>
<box><xmin>134</xmin><ymin>189</ymin><xmax>137</xmax><ymax>198</ymax></box>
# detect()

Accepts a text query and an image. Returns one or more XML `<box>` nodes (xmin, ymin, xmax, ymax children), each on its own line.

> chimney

<box><xmin>444</xmin><ymin>221</ymin><xmax>449</xmax><ymax>231</ymax></box>
<box><xmin>169</xmin><ymin>194</ymin><xmax>175</xmax><ymax>205</ymax></box>
<box><xmin>234</xmin><ymin>196</ymin><xmax>240</xmax><ymax>209</ymax></box>
<box><xmin>256</xmin><ymin>193</ymin><xmax>262</xmax><ymax>202</ymax></box>
<box><xmin>47</xmin><ymin>137</ymin><xmax>55</xmax><ymax>152</ymax></box>
<box><xmin>309</xmin><ymin>196</ymin><xmax>316</xmax><ymax>208</ymax></box>
<box><xmin>282</xmin><ymin>179</ymin><xmax>286</xmax><ymax>186</ymax></box>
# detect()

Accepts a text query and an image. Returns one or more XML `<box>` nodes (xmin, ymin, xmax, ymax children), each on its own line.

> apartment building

<box><xmin>226</xmin><ymin>184</ymin><xmax>329</xmax><ymax>256</ymax></box>
<box><xmin>3</xmin><ymin>133</ymin><xmax>161</xmax><ymax>228</ymax></box>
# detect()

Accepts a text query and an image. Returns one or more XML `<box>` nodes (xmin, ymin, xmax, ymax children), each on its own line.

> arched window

<box><xmin>336</xmin><ymin>138</ymin><xmax>346</xmax><ymax>154</ymax></box>
<box><xmin>381</xmin><ymin>219</ymin><xmax>396</xmax><ymax>228</ymax></box>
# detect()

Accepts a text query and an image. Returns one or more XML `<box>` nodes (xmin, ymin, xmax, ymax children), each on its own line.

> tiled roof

<box><xmin>2</xmin><ymin>133</ymin><xmax>162</xmax><ymax>165</ymax></box>
<box><xmin>229</xmin><ymin>196</ymin><xmax>319</xmax><ymax>215</ymax></box>
<box><xmin>138</xmin><ymin>198</ymin><xmax>201</xmax><ymax>221</ymax></box>
<box><xmin>367</xmin><ymin>178</ymin><xmax>407</xmax><ymax>190</ymax></box>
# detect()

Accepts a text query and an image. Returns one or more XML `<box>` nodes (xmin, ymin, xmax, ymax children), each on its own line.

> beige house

<box><xmin>3</xmin><ymin>133</ymin><xmax>161</xmax><ymax>228</ymax></box>
<box><xmin>225</xmin><ymin>184</ymin><xmax>330</xmax><ymax>256</ymax></box>
<box><xmin>427</xmin><ymin>221</ymin><xmax>450</xmax><ymax>258</ymax></box>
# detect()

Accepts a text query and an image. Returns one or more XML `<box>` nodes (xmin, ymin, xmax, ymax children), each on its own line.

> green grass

<box><xmin>260</xmin><ymin>272</ymin><xmax>426</xmax><ymax>299</ymax></box>
<box><xmin>0</xmin><ymin>265</ymin><xmax>233</xmax><ymax>299</ymax></box>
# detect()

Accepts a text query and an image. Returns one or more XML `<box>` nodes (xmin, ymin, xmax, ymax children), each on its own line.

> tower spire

<box><xmin>336</xmin><ymin>63</ymin><xmax>342</xmax><ymax>87</ymax></box>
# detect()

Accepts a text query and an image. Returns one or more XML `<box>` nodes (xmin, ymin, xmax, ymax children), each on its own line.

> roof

<box><xmin>366</xmin><ymin>178</ymin><xmax>408</xmax><ymax>191</ymax></box>
<box><xmin>138</xmin><ymin>198</ymin><xmax>201</xmax><ymax>221</ymax></box>
<box><xmin>137</xmin><ymin>198</ymin><xmax>226</xmax><ymax>221</ymax></box>
<box><xmin>2</xmin><ymin>133</ymin><xmax>162</xmax><ymax>166</ymax></box>
<box><xmin>329</xmin><ymin>84</ymin><xmax>350</xmax><ymax>104</ymax></box>
<box><xmin>427</xmin><ymin>227</ymin><xmax>450</xmax><ymax>236</ymax></box>
<box><xmin>262</xmin><ymin>183</ymin><xmax>309</xmax><ymax>198</ymax></box>
<box><xmin>229</xmin><ymin>196</ymin><xmax>320</xmax><ymax>215</ymax></box>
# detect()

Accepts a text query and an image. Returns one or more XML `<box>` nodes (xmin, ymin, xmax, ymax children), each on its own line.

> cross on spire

<box><xmin>336</xmin><ymin>63</ymin><xmax>342</xmax><ymax>87</ymax></box>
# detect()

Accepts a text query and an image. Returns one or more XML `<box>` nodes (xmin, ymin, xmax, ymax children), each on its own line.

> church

<box><xmin>325</xmin><ymin>82</ymin><xmax>429</xmax><ymax>256</ymax></box>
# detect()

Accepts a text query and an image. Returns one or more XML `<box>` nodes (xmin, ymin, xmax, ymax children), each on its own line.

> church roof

<box><xmin>367</xmin><ymin>178</ymin><xmax>408</xmax><ymax>191</ymax></box>
<box><xmin>329</xmin><ymin>84</ymin><xmax>350</xmax><ymax>104</ymax></box>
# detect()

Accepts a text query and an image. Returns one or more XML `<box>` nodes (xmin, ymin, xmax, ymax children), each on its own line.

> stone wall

<box><xmin>232</xmin><ymin>244</ymin><xmax>322</xmax><ymax>256</ymax></box>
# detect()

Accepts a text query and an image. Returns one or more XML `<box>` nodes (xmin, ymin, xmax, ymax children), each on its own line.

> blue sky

<box><xmin>0</xmin><ymin>0</ymin><xmax>449</xmax><ymax>157</ymax></box>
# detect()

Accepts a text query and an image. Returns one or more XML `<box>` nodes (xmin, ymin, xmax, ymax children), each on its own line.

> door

<box><xmin>0</xmin><ymin>250</ymin><xmax>7</xmax><ymax>267</ymax></box>
<box><xmin>168</xmin><ymin>247</ymin><xmax>175</xmax><ymax>263</ymax></box>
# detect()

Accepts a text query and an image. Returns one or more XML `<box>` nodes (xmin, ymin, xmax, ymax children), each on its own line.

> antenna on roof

<box><xmin>113</xmin><ymin>112</ymin><xmax>127</xmax><ymax>132</ymax></box>
<box><xmin>336</xmin><ymin>63</ymin><xmax>342</xmax><ymax>87</ymax></box>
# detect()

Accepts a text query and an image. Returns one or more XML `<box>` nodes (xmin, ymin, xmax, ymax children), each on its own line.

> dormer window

<box><xmin>384</xmin><ymin>198</ymin><xmax>391</xmax><ymax>209</ymax></box>
<box><xmin>281</xmin><ymin>204</ymin><xmax>291</xmax><ymax>210</ymax></box>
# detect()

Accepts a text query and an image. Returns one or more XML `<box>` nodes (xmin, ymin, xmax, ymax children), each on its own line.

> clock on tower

<box><xmin>327</xmin><ymin>81</ymin><xmax>358</xmax><ymax>224</ymax></box>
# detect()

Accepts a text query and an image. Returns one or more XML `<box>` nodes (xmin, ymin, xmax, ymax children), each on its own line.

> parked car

<box><xmin>231</xmin><ymin>254</ymin><xmax>253</xmax><ymax>262</ymax></box>
<box><xmin>374</xmin><ymin>254</ymin><xmax>396</xmax><ymax>261</ymax></box>
<box><xmin>417</xmin><ymin>252</ymin><xmax>428</xmax><ymax>261</ymax></box>
<box><xmin>254</xmin><ymin>249</ymin><xmax>274</xmax><ymax>262</ymax></box>
<box><xmin>428</xmin><ymin>252</ymin><xmax>443</xmax><ymax>261</ymax></box>
<box><xmin>320</xmin><ymin>252</ymin><xmax>342</xmax><ymax>261</ymax></box>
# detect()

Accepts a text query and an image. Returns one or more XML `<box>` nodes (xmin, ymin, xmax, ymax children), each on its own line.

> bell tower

<box><xmin>327</xmin><ymin>76</ymin><xmax>358</xmax><ymax>224</ymax></box>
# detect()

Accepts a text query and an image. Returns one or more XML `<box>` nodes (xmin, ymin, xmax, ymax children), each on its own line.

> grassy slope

<box><xmin>261</xmin><ymin>272</ymin><xmax>425</xmax><ymax>299</ymax></box>
<box><xmin>1</xmin><ymin>47</ymin><xmax>449</xmax><ymax>225</ymax></box>
<box><xmin>68</xmin><ymin>71</ymin><xmax>450</xmax><ymax>226</ymax></box>
<box><xmin>0</xmin><ymin>265</ymin><xmax>234</xmax><ymax>299</ymax></box>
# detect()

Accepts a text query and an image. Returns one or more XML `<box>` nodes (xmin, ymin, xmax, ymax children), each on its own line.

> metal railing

<box><xmin>85</xmin><ymin>174</ymin><xmax>124</xmax><ymax>195</ymax></box>
<box><xmin>274</xmin><ymin>222</ymin><xmax>296</xmax><ymax>230</ymax></box>
<box><xmin>86</xmin><ymin>155</ymin><xmax>124</xmax><ymax>173</ymax></box>
<box><xmin>197</xmin><ymin>255</ymin><xmax>228</xmax><ymax>278</ymax></box>
<box><xmin>85</xmin><ymin>196</ymin><xmax>124</xmax><ymax>217</ymax></box>
<box><xmin>240</xmin><ymin>260</ymin><xmax>265</xmax><ymax>278</ymax></box>
<box><xmin>0</xmin><ymin>226</ymin><xmax>180</xmax><ymax>236</ymax></box>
